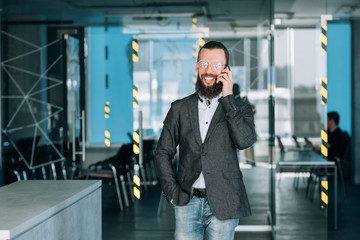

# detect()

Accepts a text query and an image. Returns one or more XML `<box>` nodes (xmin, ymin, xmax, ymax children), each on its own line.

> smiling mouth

<box><xmin>204</xmin><ymin>77</ymin><xmax>214</xmax><ymax>83</ymax></box>
<box><xmin>202</xmin><ymin>74</ymin><xmax>217</xmax><ymax>84</ymax></box>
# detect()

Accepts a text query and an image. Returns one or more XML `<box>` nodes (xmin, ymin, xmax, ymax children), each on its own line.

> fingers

<box><xmin>217</xmin><ymin>68</ymin><xmax>233</xmax><ymax>97</ymax></box>
<box><xmin>217</xmin><ymin>68</ymin><xmax>232</xmax><ymax>85</ymax></box>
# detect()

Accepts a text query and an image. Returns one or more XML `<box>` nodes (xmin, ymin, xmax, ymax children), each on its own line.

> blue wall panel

<box><xmin>89</xmin><ymin>27</ymin><xmax>133</xmax><ymax>143</ymax></box>
<box><xmin>327</xmin><ymin>22</ymin><xmax>352</xmax><ymax>135</ymax></box>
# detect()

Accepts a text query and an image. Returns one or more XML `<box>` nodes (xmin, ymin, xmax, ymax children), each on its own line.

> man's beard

<box><xmin>196</xmin><ymin>74</ymin><xmax>222</xmax><ymax>99</ymax></box>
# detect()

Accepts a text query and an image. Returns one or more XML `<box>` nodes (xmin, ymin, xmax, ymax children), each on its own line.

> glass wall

<box><xmin>133</xmin><ymin>39</ymin><xmax>196</xmax><ymax>135</ymax></box>
<box><xmin>0</xmin><ymin>26</ymin><xmax>70</xmax><ymax>182</ymax></box>
<box><xmin>133</xmin><ymin>35</ymin><xmax>272</xmax><ymax>142</ymax></box>
<box><xmin>275</xmin><ymin>28</ymin><xmax>323</xmax><ymax>139</ymax></box>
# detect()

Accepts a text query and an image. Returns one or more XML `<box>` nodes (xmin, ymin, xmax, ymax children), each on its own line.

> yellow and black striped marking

<box><xmin>321</xmin><ymin>129</ymin><xmax>328</xmax><ymax>157</ymax></box>
<box><xmin>133</xmin><ymin>131</ymin><xmax>141</xmax><ymax>199</ymax></box>
<box><xmin>133</xmin><ymin>164</ymin><xmax>141</xmax><ymax>199</ymax></box>
<box><xmin>321</xmin><ymin>77</ymin><xmax>327</xmax><ymax>104</ymax></box>
<box><xmin>104</xmin><ymin>101</ymin><xmax>110</xmax><ymax>118</ymax></box>
<box><xmin>133</xmin><ymin>177</ymin><xmax>141</xmax><ymax>199</ymax></box>
<box><xmin>105</xmin><ymin>130</ymin><xmax>111</xmax><ymax>147</ymax></box>
<box><xmin>321</xmin><ymin>180</ymin><xmax>328</xmax><ymax>208</ymax></box>
<box><xmin>321</xmin><ymin>25</ymin><xmax>327</xmax><ymax>52</ymax></box>
<box><xmin>192</xmin><ymin>18</ymin><xmax>197</xmax><ymax>29</ymax></box>
<box><xmin>133</xmin><ymin>131</ymin><xmax>140</xmax><ymax>155</ymax></box>
<box><xmin>199</xmin><ymin>38</ymin><xmax>205</xmax><ymax>47</ymax></box>
<box><xmin>193</xmin><ymin>43</ymin><xmax>197</xmax><ymax>59</ymax></box>
<box><xmin>132</xmin><ymin>39</ymin><xmax>139</xmax><ymax>62</ymax></box>
<box><xmin>133</xmin><ymin>84</ymin><xmax>139</xmax><ymax>108</ymax></box>
<box><xmin>319</xmin><ymin>18</ymin><xmax>329</xmax><ymax>210</ymax></box>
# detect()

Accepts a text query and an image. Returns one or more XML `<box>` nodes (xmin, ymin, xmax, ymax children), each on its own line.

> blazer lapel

<box><xmin>188</xmin><ymin>93</ymin><xmax>202</xmax><ymax>145</ymax></box>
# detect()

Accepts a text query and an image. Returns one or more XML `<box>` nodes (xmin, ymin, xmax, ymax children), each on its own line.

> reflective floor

<box><xmin>102</xmin><ymin>163</ymin><xmax>360</xmax><ymax>240</ymax></box>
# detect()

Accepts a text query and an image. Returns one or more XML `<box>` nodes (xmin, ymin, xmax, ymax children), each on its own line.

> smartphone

<box><xmin>218</xmin><ymin>64</ymin><xmax>230</xmax><ymax>87</ymax></box>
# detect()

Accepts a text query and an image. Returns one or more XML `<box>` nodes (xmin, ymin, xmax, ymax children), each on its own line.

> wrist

<box><xmin>222</xmin><ymin>90</ymin><xmax>233</xmax><ymax>97</ymax></box>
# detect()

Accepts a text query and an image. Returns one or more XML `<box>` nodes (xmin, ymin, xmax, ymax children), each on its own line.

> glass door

<box><xmin>0</xmin><ymin>26</ymin><xmax>86</xmax><ymax>184</ymax></box>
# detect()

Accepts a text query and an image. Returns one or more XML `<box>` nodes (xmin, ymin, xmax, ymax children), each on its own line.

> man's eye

<box><xmin>212</xmin><ymin>63</ymin><xmax>221</xmax><ymax>69</ymax></box>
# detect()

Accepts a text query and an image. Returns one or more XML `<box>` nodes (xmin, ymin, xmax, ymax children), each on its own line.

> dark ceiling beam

<box><xmin>62</xmin><ymin>0</ymin><xmax>209</xmax><ymax>17</ymax></box>
<box><xmin>0</xmin><ymin>20</ymin><xmax>74</xmax><ymax>25</ymax></box>
<box><xmin>63</xmin><ymin>1</ymin><xmax>208</xmax><ymax>9</ymax></box>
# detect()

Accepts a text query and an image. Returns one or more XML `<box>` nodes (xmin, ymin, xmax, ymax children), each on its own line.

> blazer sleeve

<box><xmin>155</xmin><ymin>102</ymin><xmax>181</xmax><ymax>203</ymax></box>
<box><xmin>220</xmin><ymin>94</ymin><xmax>256</xmax><ymax>150</ymax></box>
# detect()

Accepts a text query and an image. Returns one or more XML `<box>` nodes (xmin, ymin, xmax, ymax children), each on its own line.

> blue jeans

<box><xmin>174</xmin><ymin>196</ymin><xmax>239</xmax><ymax>240</ymax></box>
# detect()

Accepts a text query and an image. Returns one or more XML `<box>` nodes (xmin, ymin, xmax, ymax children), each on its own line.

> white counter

<box><xmin>0</xmin><ymin>180</ymin><xmax>101</xmax><ymax>240</ymax></box>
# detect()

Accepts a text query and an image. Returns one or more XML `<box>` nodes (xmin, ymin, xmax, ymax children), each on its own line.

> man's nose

<box><xmin>205</xmin><ymin>65</ymin><xmax>215</xmax><ymax>73</ymax></box>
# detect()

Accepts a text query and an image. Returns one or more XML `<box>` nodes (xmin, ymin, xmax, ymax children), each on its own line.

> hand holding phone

<box><xmin>218</xmin><ymin>64</ymin><xmax>231</xmax><ymax>87</ymax></box>
<box><xmin>217</xmin><ymin>63</ymin><xmax>233</xmax><ymax>97</ymax></box>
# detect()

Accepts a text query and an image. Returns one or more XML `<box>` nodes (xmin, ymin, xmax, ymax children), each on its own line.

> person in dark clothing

<box><xmin>233</xmin><ymin>83</ymin><xmax>241</xmax><ymax>99</ymax></box>
<box><xmin>327</xmin><ymin>111</ymin><xmax>350</xmax><ymax>160</ymax></box>
<box><xmin>155</xmin><ymin>41</ymin><xmax>256</xmax><ymax>240</ymax></box>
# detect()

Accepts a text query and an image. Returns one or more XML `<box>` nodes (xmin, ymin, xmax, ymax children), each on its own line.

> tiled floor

<box><xmin>102</xmin><ymin>163</ymin><xmax>360</xmax><ymax>240</ymax></box>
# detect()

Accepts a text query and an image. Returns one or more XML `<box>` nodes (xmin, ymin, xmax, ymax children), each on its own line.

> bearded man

<box><xmin>155</xmin><ymin>41</ymin><xmax>256</xmax><ymax>240</ymax></box>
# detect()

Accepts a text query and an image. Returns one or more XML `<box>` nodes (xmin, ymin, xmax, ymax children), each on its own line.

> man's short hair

<box><xmin>197</xmin><ymin>41</ymin><xmax>230</xmax><ymax>64</ymax></box>
<box><xmin>328</xmin><ymin>111</ymin><xmax>340</xmax><ymax>125</ymax></box>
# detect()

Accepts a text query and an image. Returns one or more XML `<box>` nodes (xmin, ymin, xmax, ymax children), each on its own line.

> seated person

<box><xmin>327</xmin><ymin>111</ymin><xmax>350</xmax><ymax>161</ymax></box>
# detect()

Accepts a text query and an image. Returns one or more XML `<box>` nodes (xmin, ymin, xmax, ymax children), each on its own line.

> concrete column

<box><xmin>352</xmin><ymin>20</ymin><xmax>360</xmax><ymax>184</ymax></box>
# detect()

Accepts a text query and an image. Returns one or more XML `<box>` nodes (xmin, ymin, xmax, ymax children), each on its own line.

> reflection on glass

<box><xmin>275</xmin><ymin>28</ymin><xmax>322</xmax><ymax>138</ymax></box>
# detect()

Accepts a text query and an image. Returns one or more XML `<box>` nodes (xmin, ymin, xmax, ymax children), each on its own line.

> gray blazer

<box><xmin>155</xmin><ymin>93</ymin><xmax>256</xmax><ymax>220</ymax></box>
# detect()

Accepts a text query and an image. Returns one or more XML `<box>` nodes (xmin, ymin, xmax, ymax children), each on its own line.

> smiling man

<box><xmin>155</xmin><ymin>41</ymin><xmax>256</xmax><ymax>240</ymax></box>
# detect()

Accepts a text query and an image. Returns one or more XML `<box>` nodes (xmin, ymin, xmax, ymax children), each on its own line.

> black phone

<box><xmin>218</xmin><ymin>64</ymin><xmax>230</xmax><ymax>87</ymax></box>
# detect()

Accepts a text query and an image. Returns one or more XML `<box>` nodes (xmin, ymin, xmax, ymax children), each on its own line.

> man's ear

<box><xmin>196</xmin><ymin>62</ymin><xmax>199</xmax><ymax>73</ymax></box>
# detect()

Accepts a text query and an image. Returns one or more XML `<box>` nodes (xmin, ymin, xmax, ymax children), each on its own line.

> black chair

<box><xmin>277</xmin><ymin>135</ymin><xmax>309</xmax><ymax>153</ymax></box>
<box><xmin>292</xmin><ymin>135</ymin><xmax>301</xmax><ymax>148</ymax></box>
<box><xmin>334</xmin><ymin>137</ymin><xmax>351</xmax><ymax>198</ymax></box>
<box><xmin>304</xmin><ymin>137</ymin><xmax>315</xmax><ymax>149</ymax></box>
<box><xmin>340</xmin><ymin>132</ymin><xmax>351</xmax><ymax>179</ymax></box>
<box><xmin>7</xmin><ymin>136</ymin><xmax>66</xmax><ymax>182</ymax></box>
<box><xmin>276</xmin><ymin>136</ymin><xmax>285</xmax><ymax>153</ymax></box>
<box><xmin>86</xmin><ymin>143</ymin><xmax>133</xmax><ymax>211</ymax></box>
<box><xmin>140</xmin><ymin>139</ymin><xmax>157</xmax><ymax>189</ymax></box>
